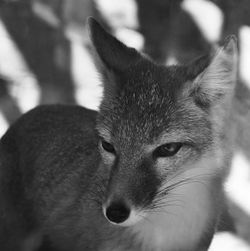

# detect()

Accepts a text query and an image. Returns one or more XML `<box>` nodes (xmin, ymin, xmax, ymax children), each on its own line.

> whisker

<box><xmin>142</xmin><ymin>171</ymin><xmax>216</xmax><ymax>218</ymax></box>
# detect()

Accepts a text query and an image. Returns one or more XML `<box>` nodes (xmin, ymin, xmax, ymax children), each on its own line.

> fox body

<box><xmin>0</xmin><ymin>19</ymin><xmax>238</xmax><ymax>251</ymax></box>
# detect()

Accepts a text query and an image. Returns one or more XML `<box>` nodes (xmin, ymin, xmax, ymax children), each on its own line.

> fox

<box><xmin>0</xmin><ymin>18</ymin><xmax>239</xmax><ymax>251</ymax></box>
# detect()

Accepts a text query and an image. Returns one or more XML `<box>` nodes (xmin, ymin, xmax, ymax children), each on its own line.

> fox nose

<box><xmin>105</xmin><ymin>201</ymin><xmax>130</xmax><ymax>224</ymax></box>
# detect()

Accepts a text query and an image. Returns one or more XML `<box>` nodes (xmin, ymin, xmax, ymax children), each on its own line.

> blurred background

<box><xmin>0</xmin><ymin>0</ymin><xmax>250</xmax><ymax>250</ymax></box>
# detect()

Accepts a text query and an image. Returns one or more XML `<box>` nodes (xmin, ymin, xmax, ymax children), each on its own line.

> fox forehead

<box><xmin>98</xmin><ymin>109</ymin><xmax>211</xmax><ymax>152</ymax></box>
<box><xmin>116</xmin><ymin>62</ymin><xmax>189</xmax><ymax>101</ymax></box>
<box><xmin>97</xmin><ymin>64</ymin><xmax>211</xmax><ymax>147</ymax></box>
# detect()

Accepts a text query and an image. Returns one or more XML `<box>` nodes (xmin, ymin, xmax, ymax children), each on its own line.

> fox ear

<box><xmin>88</xmin><ymin>17</ymin><xmax>141</xmax><ymax>72</ymax></box>
<box><xmin>186</xmin><ymin>36</ymin><xmax>238</xmax><ymax>107</ymax></box>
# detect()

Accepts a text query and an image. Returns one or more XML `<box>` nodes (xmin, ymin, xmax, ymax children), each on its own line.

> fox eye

<box><xmin>153</xmin><ymin>143</ymin><xmax>182</xmax><ymax>158</ymax></box>
<box><xmin>101</xmin><ymin>140</ymin><xmax>115</xmax><ymax>154</ymax></box>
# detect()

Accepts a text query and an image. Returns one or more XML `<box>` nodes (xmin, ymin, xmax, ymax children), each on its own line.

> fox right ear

<box><xmin>185</xmin><ymin>36</ymin><xmax>238</xmax><ymax>107</ymax></box>
<box><xmin>88</xmin><ymin>17</ymin><xmax>141</xmax><ymax>72</ymax></box>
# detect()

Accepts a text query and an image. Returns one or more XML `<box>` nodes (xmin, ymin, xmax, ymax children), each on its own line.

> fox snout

<box><xmin>102</xmin><ymin>159</ymin><xmax>160</xmax><ymax>226</ymax></box>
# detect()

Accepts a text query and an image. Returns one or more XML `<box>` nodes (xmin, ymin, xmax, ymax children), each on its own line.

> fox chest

<box><xmin>133</xmin><ymin>181</ymin><xmax>216</xmax><ymax>251</ymax></box>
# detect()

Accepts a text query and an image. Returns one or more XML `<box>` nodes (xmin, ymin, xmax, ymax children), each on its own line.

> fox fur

<box><xmin>0</xmin><ymin>18</ymin><xmax>239</xmax><ymax>251</ymax></box>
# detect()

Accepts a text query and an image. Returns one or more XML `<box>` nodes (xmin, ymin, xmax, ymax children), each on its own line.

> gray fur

<box><xmin>0</xmin><ymin>18</ymin><xmax>239</xmax><ymax>251</ymax></box>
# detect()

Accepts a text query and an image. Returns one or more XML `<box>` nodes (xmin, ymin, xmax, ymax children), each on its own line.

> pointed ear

<box><xmin>186</xmin><ymin>36</ymin><xmax>238</xmax><ymax>107</ymax></box>
<box><xmin>88</xmin><ymin>17</ymin><xmax>141</xmax><ymax>72</ymax></box>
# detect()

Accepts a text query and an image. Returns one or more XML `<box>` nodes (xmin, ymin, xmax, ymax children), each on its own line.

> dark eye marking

<box><xmin>153</xmin><ymin>143</ymin><xmax>183</xmax><ymax>158</ymax></box>
<box><xmin>101</xmin><ymin>140</ymin><xmax>116</xmax><ymax>154</ymax></box>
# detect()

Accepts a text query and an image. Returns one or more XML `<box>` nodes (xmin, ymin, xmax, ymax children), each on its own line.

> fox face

<box><xmin>96</xmin><ymin>62</ymin><xmax>214</xmax><ymax>224</ymax></box>
<box><xmin>88</xmin><ymin>18</ymin><xmax>237</xmax><ymax>247</ymax></box>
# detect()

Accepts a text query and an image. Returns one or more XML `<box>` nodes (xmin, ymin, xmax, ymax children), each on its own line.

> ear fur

<box><xmin>88</xmin><ymin>17</ymin><xmax>141</xmax><ymax>72</ymax></box>
<box><xmin>186</xmin><ymin>36</ymin><xmax>238</xmax><ymax>107</ymax></box>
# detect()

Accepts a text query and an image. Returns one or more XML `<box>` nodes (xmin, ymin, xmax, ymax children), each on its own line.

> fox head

<box><xmin>88</xmin><ymin>18</ymin><xmax>237</xmax><ymax>228</ymax></box>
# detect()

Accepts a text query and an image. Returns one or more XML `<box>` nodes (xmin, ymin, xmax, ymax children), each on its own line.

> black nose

<box><xmin>105</xmin><ymin>202</ymin><xmax>130</xmax><ymax>224</ymax></box>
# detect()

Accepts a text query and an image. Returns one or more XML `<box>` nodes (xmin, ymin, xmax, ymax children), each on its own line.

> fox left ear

<box><xmin>186</xmin><ymin>36</ymin><xmax>238</xmax><ymax>107</ymax></box>
<box><xmin>88</xmin><ymin>17</ymin><xmax>142</xmax><ymax>73</ymax></box>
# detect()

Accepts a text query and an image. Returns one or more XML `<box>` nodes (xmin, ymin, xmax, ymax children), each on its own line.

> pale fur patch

<box><xmin>192</xmin><ymin>40</ymin><xmax>237</xmax><ymax>102</ymax></box>
<box><xmin>131</xmin><ymin>154</ymin><xmax>220</xmax><ymax>251</ymax></box>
